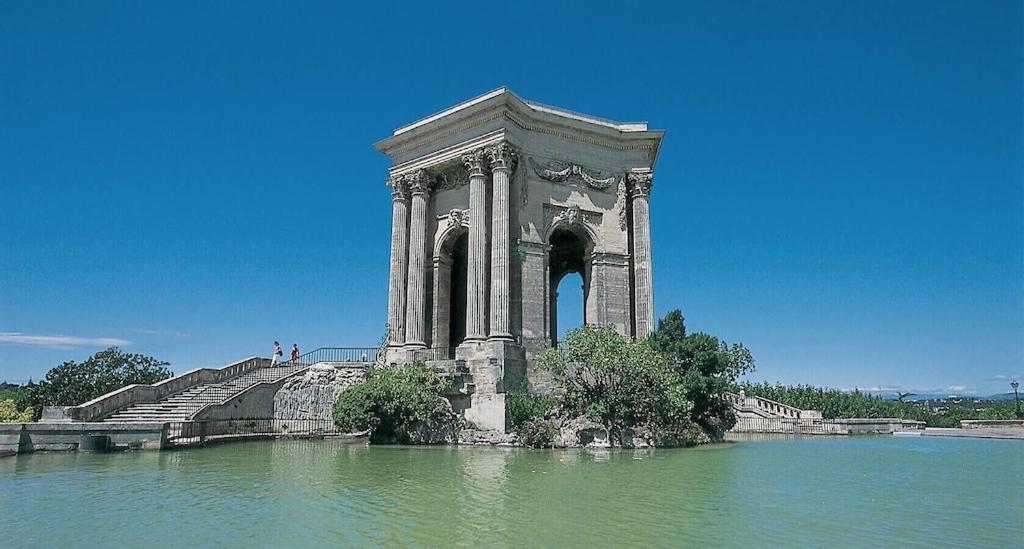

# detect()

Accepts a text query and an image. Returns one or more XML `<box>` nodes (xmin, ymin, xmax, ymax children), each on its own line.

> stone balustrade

<box><xmin>61</xmin><ymin>357</ymin><xmax>268</xmax><ymax>422</ymax></box>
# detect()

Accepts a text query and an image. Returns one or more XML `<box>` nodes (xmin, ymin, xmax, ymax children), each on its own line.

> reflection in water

<box><xmin>2</xmin><ymin>437</ymin><xmax>1021</xmax><ymax>547</ymax></box>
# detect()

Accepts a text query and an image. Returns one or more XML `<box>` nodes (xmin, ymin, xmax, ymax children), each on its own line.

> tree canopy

<box><xmin>26</xmin><ymin>347</ymin><xmax>172</xmax><ymax>414</ymax></box>
<box><xmin>650</xmin><ymin>309</ymin><xmax>756</xmax><ymax>439</ymax></box>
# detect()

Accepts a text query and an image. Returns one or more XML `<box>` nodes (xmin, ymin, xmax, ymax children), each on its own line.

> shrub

<box><xmin>537</xmin><ymin>325</ymin><xmax>701</xmax><ymax>444</ymax></box>
<box><xmin>518</xmin><ymin>418</ymin><xmax>558</xmax><ymax>448</ymax></box>
<box><xmin>333</xmin><ymin>362</ymin><xmax>454</xmax><ymax>444</ymax></box>
<box><xmin>0</xmin><ymin>399</ymin><xmax>33</xmax><ymax>423</ymax></box>
<box><xmin>506</xmin><ymin>384</ymin><xmax>558</xmax><ymax>430</ymax></box>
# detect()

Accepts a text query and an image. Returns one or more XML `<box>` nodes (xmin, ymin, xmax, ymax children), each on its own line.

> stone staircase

<box><xmin>103</xmin><ymin>365</ymin><xmax>307</xmax><ymax>423</ymax></box>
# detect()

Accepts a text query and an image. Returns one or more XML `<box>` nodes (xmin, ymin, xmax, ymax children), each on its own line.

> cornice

<box><xmin>376</xmin><ymin>89</ymin><xmax>664</xmax><ymax>166</ymax></box>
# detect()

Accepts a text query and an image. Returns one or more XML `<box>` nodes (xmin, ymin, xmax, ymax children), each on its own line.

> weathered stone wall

<box><xmin>1</xmin><ymin>422</ymin><xmax>167</xmax><ymax>453</ymax></box>
<box><xmin>273</xmin><ymin>365</ymin><xmax>366</xmax><ymax>421</ymax></box>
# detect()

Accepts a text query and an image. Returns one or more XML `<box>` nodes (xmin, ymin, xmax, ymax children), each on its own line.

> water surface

<box><xmin>2</xmin><ymin>436</ymin><xmax>1021</xmax><ymax>547</ymax></box>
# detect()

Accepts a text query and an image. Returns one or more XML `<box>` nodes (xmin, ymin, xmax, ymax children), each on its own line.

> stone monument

<box><xmin>375</xmin><ymin>88</ymin><xmax>664</xmax><ymax>431</ymax></box>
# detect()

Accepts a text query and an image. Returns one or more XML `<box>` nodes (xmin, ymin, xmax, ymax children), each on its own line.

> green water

<box><xmin>2</xmin><ymin>436</ymin><xmax>1021</xmax><ymax>547</ymax></box>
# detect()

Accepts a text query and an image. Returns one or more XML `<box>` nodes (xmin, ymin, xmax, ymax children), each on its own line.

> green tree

<box><xmin>332</xmin><ymin>362</ymin><xmax>455</xmax><ymax>443</ymax></box>
<box><xmin>652</xmin><ymin>309</ymin><xmax>755</xmax><ymax>439</ymax></box>
<box><xmin>537</xmin><ymin>325</ymin><xmax>703</xmax><ymax>444</ymax></box>
<box><xmin>26</xmin><ymin>347</ymin><xmax>171</xmax><ymax>414</ymax></box>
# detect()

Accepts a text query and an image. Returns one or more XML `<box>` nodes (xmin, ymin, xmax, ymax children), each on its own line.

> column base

<box><xmin>487</xmin><ymin>332</ymin><xmax>514</xmax><ymax>342</ymax></box>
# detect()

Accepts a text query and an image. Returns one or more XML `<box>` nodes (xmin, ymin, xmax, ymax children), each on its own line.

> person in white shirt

<box><xmin>271</xmin><ymin>341</ymin><xmax>283</xmax><ymax>366</ymax></box>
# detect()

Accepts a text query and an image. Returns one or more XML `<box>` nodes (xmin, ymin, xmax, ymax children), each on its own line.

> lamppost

<box><xmin>1012</xmin><ymin>380</ymin><xmax>1022</xmax><ymax>419</ymax></box>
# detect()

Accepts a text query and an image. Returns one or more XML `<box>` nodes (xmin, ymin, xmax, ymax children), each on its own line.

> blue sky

<box><xmin>1</xmin><ymin>1</ymin><xmax>1021</xmax><ymax>396</ymax></box>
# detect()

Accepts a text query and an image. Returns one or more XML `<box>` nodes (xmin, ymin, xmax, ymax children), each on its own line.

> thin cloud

<box><xmin>0</xmin><ymin>333</ymin><xmax>130</xmax><ymax>349</ymax></box>
<box><xmin>130</xmin><ymin>328</ymin><xmax>190</xmax><ymax>340</ymax></box>
<box><xmin>993</xmin><ymin>374</ymin><xmax>1019</xmax><ymax>381</ymax></box>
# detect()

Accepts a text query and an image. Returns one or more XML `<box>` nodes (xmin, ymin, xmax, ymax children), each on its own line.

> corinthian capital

<box><xmin>627</xmin><ymin>169</ymin><xmax>654</xmax><ymax>198</ymax></box>
<box><xmin>387</xmin><ymin>173</ymin><xmax>409</xmax><ymax>200</ymax></box>
<box><xmin>486</xmin><ymin>141</ymin><xmax>518</xmax><ymax>173</ymax></box>
<box><xmin>461</xmin><ymin>147</ymin><xmax>489</xmax><ymax>178</ymax></box>
<box><xmin>405</xmin><ymin>169</ymin><xmax>434</xmax><ymax>196</ymax></box>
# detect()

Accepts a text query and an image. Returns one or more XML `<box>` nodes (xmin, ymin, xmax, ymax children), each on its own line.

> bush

<box><xmin>537</xmin><ymin>325</ymin><xmax>702</xmax><ymax>445</ymax></box>
<box><xmin>0</xmin><ymin>399</ymin><xmax>33</xmax><ymax>423</ymax></box>
<box><xmin>333</xmin><ymin>362</ymin><xmax>454</xmax><ymax>444</ymax></box>
<box><xmin>518</xmin><ymin>418</ymin><xmax>558</xmax><ymax>448</ymax></box>
<box><xmin>506</xmin><ymin>384</ymin><xmax>558</xmax><ymax>430</ymax></box>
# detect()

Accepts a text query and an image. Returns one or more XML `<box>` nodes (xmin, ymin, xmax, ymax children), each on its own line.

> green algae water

<box><xmin>2</xmin><ymin>436</ymin><xmax>1021</xmax><ymax>547</ymax></box>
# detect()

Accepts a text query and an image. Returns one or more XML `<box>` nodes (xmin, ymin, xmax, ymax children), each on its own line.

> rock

<box><xmin>273</xmin><ymin>364</ymin><xmax>365</xmax><ymax>421</ymax></box>
<box><xmin>457</xmin><ymin>428</ymin><xmax>517</xmax><ymax>445</ymax></box>
<box><xmin>554</xmin><ymin>416</ymin><xmax>609</xmax><ymax>448</ymax></box>
<box><xmin>615</xmin><ymin>427</ymin><xmax>654</xmax><ymax>449</ymax></box>
<box><xmin>404</xmin><ymin>398</ymin><xmax>462</xmax><ymax>444</ymax></box>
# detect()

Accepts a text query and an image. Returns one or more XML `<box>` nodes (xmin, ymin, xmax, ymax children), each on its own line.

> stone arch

<box><xmin>547</xmin><ymin>221</ymin><xmax>597</xmax><ymax>344</ymax></box>
<box><xmin>431</xmin><ymin>219</ymin><xmax>469</xmax><ymax>357</ymax></box>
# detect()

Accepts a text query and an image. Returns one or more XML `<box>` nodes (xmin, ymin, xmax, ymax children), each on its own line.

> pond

<box><xmin>2</xmin><ymin>436</ymin><xmax>1021</xmax><ymax>547</ymax></box>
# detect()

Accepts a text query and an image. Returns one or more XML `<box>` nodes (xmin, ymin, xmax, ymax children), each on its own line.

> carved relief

<box><xmin>554</xmin><ymin>204</ymin><xmax>583</xmax><ymax>226</ymax></box>
<box><xmin>446</xmin><ymin>208</ymin><xmax>469</xmax><ymax>229</ymax></box>
<box><xmin>405</xmin><ymin>168</ymin><xmax>435</xmax><ymax>196</ymax></box>
<box><xmin>386</xmin><ymin>173</ymin><xmax>409</xmax><ymax>200</ymax></box>
<box><xmin>627</xmin><ymin>169</ymin><xmax>654</xmax><ymax>198</ymax></box>
<box><xmin>520</xmin><ymin>169</ymin><xmax>528</xmax><ymax>208</ymax></box>
<box><xmin>435</xmin><ymin>164</ymin><xmax>469</xmax><ymax>191</ymax></box>
<box><xmin>486</xmin><ymin>141</ymin><xmax>518</xmax><ymax>173</ymax></box>
<box><xmin>616</xmin><ymin>178</ymin><xmax>628</xmax><ymax>231</ymax></box>
<box><xmin>461</xmin><ymin>147</ymin><xmax>489</xmax><ymax>178</ymax></box>
<box><xmin>528</xmin><ymin>157</ymin><xmax>618</xmax><ymax>190</ymax></box>
<box><xmin>543</xmin><ymin>203</ymin><xmax>603</xmax><ymax>232</ymax></box>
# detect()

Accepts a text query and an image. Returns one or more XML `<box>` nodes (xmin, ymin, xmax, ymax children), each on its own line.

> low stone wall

<box><xmin>192</xmin><ymin>376</ymin><xmax>296</xmax><ymax>421</ymax></box>
<box><xmin>831</xmin><ymin>418</ymin><xmax>925</xmax><ymax>435</ymax></box>
<box><xmin>960</xmin><ymin>419</ymin><xmax>1024</xmax><ymax>429</ymax></box>
<box><xmin>273</xmin><ymin>365</ymin><xmax>366</xmax><ymax>421</ymax></box>
<box><xmin>0</xmin><ymin>422</ymin><xmax>167</xmax><ymax>454</ymax></box>
<box><xmin>731</xmin><ymin>417</ymin><xmax>925</xmax><ymax>435</ymax></box>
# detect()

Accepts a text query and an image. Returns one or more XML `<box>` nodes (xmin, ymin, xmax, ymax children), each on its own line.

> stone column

<box><xmin>403</xmin><ymin>169</ymin><xmax>433</xmax><ymax>350</ymax></box>
<box><xmin>629</xmin><ymin>169</ymin><xmax>655</xmax><ymax>338</ymax></box>
<box><xmin>487</xmin><ymin>141</ymin><xmax>517</xmax><ymax>341</ymax></box>
<box><xmin>386</xmin><ymin>174</ymin><xmax>410</xmax><ymax>347</ymax></box>
<box><xmin>431</xmin><ymin>254</ymin><xmax>452</xmax><ymax>358</ymax></box>
<box><xmin>462</xmin><ymin>148</ymin><xmax>490</xmax><ymax>343</ymax></box>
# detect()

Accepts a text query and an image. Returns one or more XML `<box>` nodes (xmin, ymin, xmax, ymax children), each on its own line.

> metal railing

<box><xmin>278</xmin><ymin>347</ymin><xmax>381</xmax><ymax>366</ymax></box>
<box><xmin>171</xmin><ymin>364</ymin><xmax>309</xmax><ymax>418</ymax></box>
<box><xmin>170</xmin><ymin>348</ymin><xmax>378</xmax><ymax>418</ymax></box>
<box><xmin>166</xmin><ymin>417</ymin><xmax>347</xmax><ymax>446</ymax></box>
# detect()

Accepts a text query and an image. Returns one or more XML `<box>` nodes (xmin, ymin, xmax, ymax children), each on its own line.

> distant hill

<box><xmin>985</xmin><ymin>393</ymin><xmax>1021</xmax><ymax>401</ymax></box>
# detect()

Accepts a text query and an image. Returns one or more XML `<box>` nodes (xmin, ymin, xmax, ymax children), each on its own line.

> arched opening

<box><xmin>555</xmin><ymin>272</ymin><xmax>584</xmax><ymax>343</ymax></box>
<box><xmin>448</xmin><ymin>232</ymin><xmax>468</xmax><ymax>349</ymax></box>
<box><xmin>548</xmin><ymin>226</ymin><xmax>592</xmax><ymax>345</ymax></box>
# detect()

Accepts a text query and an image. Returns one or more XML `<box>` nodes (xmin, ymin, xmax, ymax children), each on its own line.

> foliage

<box><xmin>332</xmin><ymin>362</ymin><xmax>454</xmax><ymax>443</ymax></box>
<box><xmin>518</xmin><ymin>418</ymin><xmax>559</xmax><ymax>448</ymax></box>
<box><xmin>0</xmin><ymin>399</ymin><xmax>33</xmax><ymax>423</ymax></box>
<box><xmin>0</xmin><ymin>383</ymin><xmax>31</xmax><ymax>415</ymax></box>
<box><xmin>25</xmin><ymin>347</ymin><xmax>171</xmax><ymax>415</ymax></box>
<box><xmin>506</xmin><ymin>383</ymin><xmax>559</xmax><ymax>430</ymax></box>
<box><xmin>537</xmin><ymin>325</ymin><xmax>701</xmax><ymax>444</ymax></box>
<box><xmin>737</xmin><ymin>382</ymin><xmax>1021</xmax><ymax>428</ymax></box>
<box><xmin>651</xmin><ymin>309</ymin><xmax>756</xmax><ymax>439</ymax></box>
